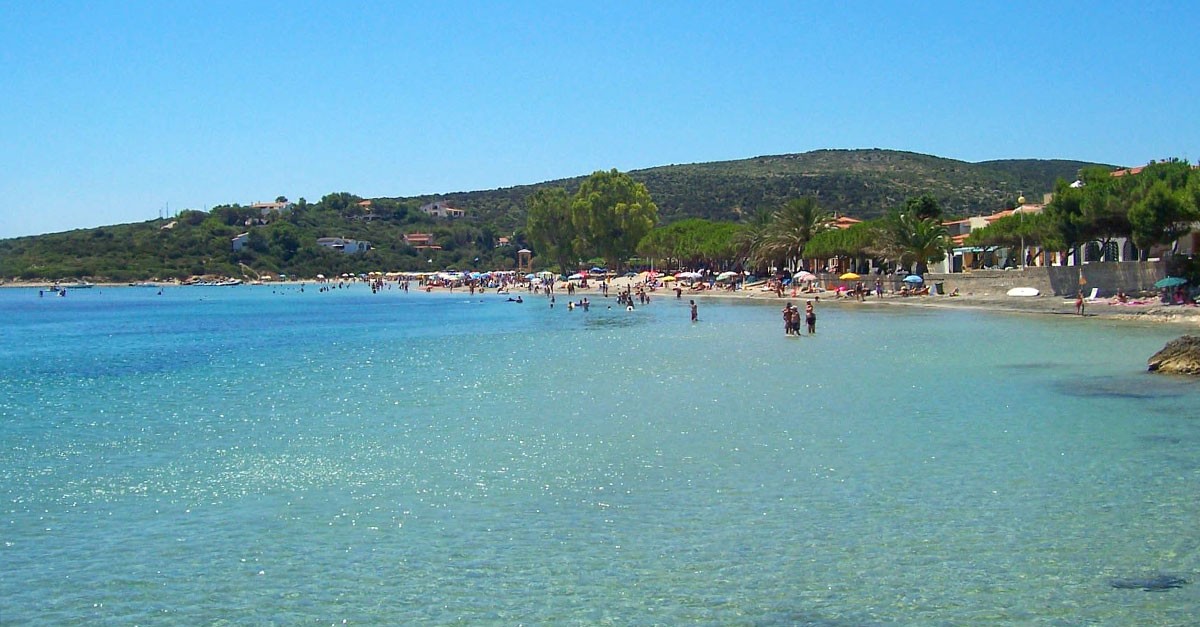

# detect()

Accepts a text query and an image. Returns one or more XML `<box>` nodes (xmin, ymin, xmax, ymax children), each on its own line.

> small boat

<box><xmin>54</xmin><ymin>281</ymin><xmax>95</xmax><ymax>289</ymax></box>
<box><xmin>188</xmin><ymin>278</ymin><xmax>243</xmax><ymax>286</ymax></box>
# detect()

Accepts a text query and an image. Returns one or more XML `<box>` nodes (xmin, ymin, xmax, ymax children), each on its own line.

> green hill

<box><xmin>411</xmin><ymin>148</ymin><xmax>1103</xmax><ymax>228</ymax></box>
<box><xmin>0</xmin><ymin>149</ymin><xmax>1108</xmax><ymax>281</ymax></box>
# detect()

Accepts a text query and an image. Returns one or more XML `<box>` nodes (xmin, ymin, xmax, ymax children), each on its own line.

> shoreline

<box><xmin>599</xmin><ymin>278</ymin><xmax>1200</xmax><ymax>326</ymax></box>
<box><xmin>7</xmin><ymin>277</ymin><xmax>1200</xmax><ymax>326</ymax></box>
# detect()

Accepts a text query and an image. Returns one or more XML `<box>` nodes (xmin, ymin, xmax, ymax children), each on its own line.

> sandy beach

<box><xmin>594</xmin><ymin>277</ymin><xmax>1200</xmax><ymax>326</ymax></box>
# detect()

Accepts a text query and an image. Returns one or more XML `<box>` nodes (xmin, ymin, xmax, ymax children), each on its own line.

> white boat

<box><xmin>189</xmin><ymin>278</ymin><xmax>243</xmax><ymax>286</ymax></box>
<box><xmin>54</xmin><ymin>281</ymin><xmax>94</xmax><ymax>289</ymax></box>
<box><xmin>1006</xmin><ymin>287</ymin><xmax>1039</xmax><ymax>297</ymax></box>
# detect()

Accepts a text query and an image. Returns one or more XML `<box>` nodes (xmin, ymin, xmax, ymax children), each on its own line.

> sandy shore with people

<box><xmin>594</xmin><ymin>277</ymin><xmax>1200</xmax><ymax>325</ymax></box>
<box><xmin>8</xmin><ymin>276</ymin><xmax>1200</xmax><ymax>326</ymax></box>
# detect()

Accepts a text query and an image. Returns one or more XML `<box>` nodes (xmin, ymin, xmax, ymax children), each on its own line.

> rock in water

<box><xmin>1147</xmin><ymin>335</ymin><xmax>1200</xmax><ymax>375</ymax></box>
<box><xmin>1110</xmin><ymin>575</ymin><xmax>1188</xmax><ymax>591</ymax></box>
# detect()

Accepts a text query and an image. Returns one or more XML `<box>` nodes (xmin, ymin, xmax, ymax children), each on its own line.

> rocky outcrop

<box><xmin>1148</xmin><ymin>335</ymin><xmax>1200</xmax><ymax>375</ymax></box>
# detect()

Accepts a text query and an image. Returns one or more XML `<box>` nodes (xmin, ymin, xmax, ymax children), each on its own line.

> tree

<box><xmin>879</xmin><ymin>213</ymin><xmax>949</xmax><ymax>274</ymax></box>
<box><xmin>752</xmin><ymin>197</ymin><xmax>833</xmax><ymax>271</ymax></box>
<box><xmin>637</xmin><ymin>219</ymin><xmax>738</xmax><ymax>269</ymax></box>
<box><xmin>1042</xmin><ymin>180</ymin><xmax>1088</xmax><ymax>264</ymax></box>
<box><xmin>1129</xmin><ymin>180</ymin><xmax>1196</xmax><ymax>251</ymax></box>
<box><xmin>525</xmin><ymin>187</ymin><xmax>577</xmax><ymax>273</ymax></box>
<box><xmin>904</xmin><ymin>194</ymin><xmax>943</xmax><ymax>221</ymax></box>
<box><xmin>571</xmin><ymin>169</ymin><xmax>658</xmax><ymax>271</ymax></box>
<box><xmin>804</xmin><ymin>220</ymin><xmax>878</xmax><ymax>273</ymax></box>
<box><xmin>734</xmin><ymin>209</ymin><xmax>774</xmax><ymax>272</ymax></box>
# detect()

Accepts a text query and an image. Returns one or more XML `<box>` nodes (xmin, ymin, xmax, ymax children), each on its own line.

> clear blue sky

<box><xmin>2</xmin><ymin>1</ymin><xmax>1197</xmax><ymax>238</ymax></box>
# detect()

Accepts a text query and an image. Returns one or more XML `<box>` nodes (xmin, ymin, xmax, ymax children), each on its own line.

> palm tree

<box><xmin>734</xmin><ymin>209</ymin><xmax>774</xmax><ymax>273</ymax></box>
<box><xmin>757</xmin><ymin>197</ymin><xmax>834</xmax><ymax>272</ymax></box>
<box><xmin>881</xmin><ymin>213</ymin><xmax>949</xmax><ymax>274</ymax></box>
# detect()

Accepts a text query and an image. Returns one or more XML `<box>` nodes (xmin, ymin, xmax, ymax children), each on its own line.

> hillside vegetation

<box><xmin>0</xmin><ymin>149</ymin><xmax>1106</xmax><ymax>281</ymax></box>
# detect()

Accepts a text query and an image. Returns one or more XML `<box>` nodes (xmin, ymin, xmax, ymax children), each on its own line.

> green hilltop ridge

<box><xmin>1</xmin><ymin>149</ymin><xmax>1109</xmax><ymax>282</ymax></box>
<box><xmin>414</xmin><ymin>149</ymin><xmax>1103</xmax><ymax>226</ymax></box>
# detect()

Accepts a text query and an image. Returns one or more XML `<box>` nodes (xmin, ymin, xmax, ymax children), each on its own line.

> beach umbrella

<box><xmin>796</xmin><ymin>271</ymin><xmax>817</xmax><ymax>281</ymax></box>
<box><xmin>662</xmin><ymin>276</ymin><xmax>677</xmax><ymax>282</ymax></box>
<box><xmin>524</xmin><ymin>273</ymin><xmax>536</xmax><ymax>280</ymax></box>
<box><xmin>316</xmin><ymin>274</ymin><xmax>325</xmax><ymax>279</ymax></box>
<box><xmin>903</xmin><ymin>275</ymin><xmax>924</xmax><ymax>284</ymax></box>
<box><xmin>1154</xmin><ymin>276</ymin><xmax>1187</xmax><ymax>288</ymax></box>
<box><xmin>568</xmin><ymin>273</ymin><xmax>585</xmax><ymax>280</ymax></box>
<box><xmin>839</xmin><ymin>272</ymin><xmax>861</xmax><ymax>281</ymax></box>
<box><xmin>715</xmin><ymin>271</ymin><xmax>738</xmax><ymax>282</ymax></box>
<box><xmin>675</xmin><ymin>271</ymin><xmax>702</xmax><ymax>279</ymax></box>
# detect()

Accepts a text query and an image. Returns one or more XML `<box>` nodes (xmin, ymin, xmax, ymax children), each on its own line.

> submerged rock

<box><xmin>1110</xmin><ymin>574</ymin><xmax>1188</xmax><ymax>591</ymax></box>
<box><xmin>1147</xmin><ymin>335</ymin><xmax>1200</xmax><ymax>375</ymax></box>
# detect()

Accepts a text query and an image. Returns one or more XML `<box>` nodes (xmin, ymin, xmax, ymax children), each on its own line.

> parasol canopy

<box><xmin>839</xmin><ymin>272</ymin><xmax>861</xmax><ymax>281</ymax></box>
<box><xmin>903</xmin><ymin>275</ymin><xmax>924</xmax><ymax>284</ymax></box>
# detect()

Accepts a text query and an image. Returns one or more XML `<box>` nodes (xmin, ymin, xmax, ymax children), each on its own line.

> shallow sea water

<box><xmin>2</xmin><ymin>285</ymin><xmax>1198</xmax><ymax>625</ymax></box>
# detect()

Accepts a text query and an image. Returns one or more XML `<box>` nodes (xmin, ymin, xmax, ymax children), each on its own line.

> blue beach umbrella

<box><xmin>903</xmin><ymin>275</ymin><xmax>924</xmax><ymax>284</ymax></box>
<box><xmin>1154</xmin><ymin>276</ymin><xmax>1187</xmax><ymax>288</ymax></box>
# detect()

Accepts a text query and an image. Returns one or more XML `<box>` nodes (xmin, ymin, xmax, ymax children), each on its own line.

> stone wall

<box><xmin>921</xmin><ymin>261</ymin><xmax>1166</xmax><ymax>297</ymax></box>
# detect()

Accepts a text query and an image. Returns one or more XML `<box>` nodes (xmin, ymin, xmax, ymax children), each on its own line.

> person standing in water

<box><xmin>805</xmin><ymin>300</ymin><xmax>816</xmax><ymax>334</ymax></box>
<box><xmin>690</xmin><ymin>299</ymin><xmax>698</xmax><ymax>322</ymax></box>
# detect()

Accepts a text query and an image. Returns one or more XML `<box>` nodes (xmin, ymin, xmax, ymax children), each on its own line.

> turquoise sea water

<box><xmin>2</xmin><ymin>285</ymin><xmax>1199</xmax><ymax>625</ymax></box>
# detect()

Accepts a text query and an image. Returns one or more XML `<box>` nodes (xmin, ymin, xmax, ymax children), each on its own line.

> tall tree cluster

<box><xmin>525</xmin><ymin>169</ymin><xmax>659</xmax><ymax>272</ymax></box>
<box><xmin>968</xmin><ymin>159</ymin><xmax>1200</xmax><ymax>263</ymax></box>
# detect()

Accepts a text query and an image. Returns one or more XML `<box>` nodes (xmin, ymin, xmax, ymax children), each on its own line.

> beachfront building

<box><xmin>937</xmin><ymin>192</ymin><xmax>1150</xmax><ymax>273</ymax></box>
<box><xmin>353</xmin><ymin>199</ymin><xmax>379</xmax><ymax>221</ymax></box>
<box><xmin>940</xmin><ymin>200</ymin><xmax>1048</xmax><ymax>272</ymax></box>
<box><xmin>250</xmin><ymin>200</ymin><xmax>292</xmax><ymax>218</ymax></box>
<box><xmin>403</xmin><ymin>233</ymin><xmax>441</xmax><ymax>250</ymax></box>
<box><xmin>316</xmin><ymin>237</ymin><xmax>371</xmax><ymax>254</ymax></box>
<box><xmin>419</xmin><ymin>201</ymin><xmax>465</xmax><ymax>219</ymax></box>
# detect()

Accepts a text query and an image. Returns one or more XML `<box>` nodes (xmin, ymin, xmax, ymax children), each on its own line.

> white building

<box><xmin>419</xmin><ymin>201</ymin><xmax>465</xmax><ymax>219</ymax></box>
<box><xmin>316</xmin><ymin>237</ymin><xmax>371</xmax><ymax>254</ymax></box>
